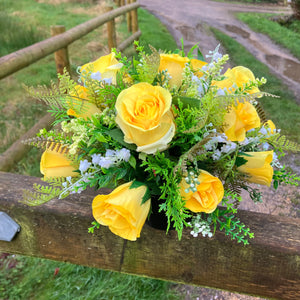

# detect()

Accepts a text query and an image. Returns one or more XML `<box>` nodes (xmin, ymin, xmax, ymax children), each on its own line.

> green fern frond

<box><xmin>23</xmin><ymin>81</ymin><xmax>66</xmax><ymax>109</ymax></box>
<box><xmin>57</xmin><ymin>68</ymin><xmax>77</xmax><ymax>94</ymax></box>
<box><xmin>137</xmin><ymin>45</ymin><xmax>160</xmax><ymax>84</ymax></box>
<box><xmin>173</xmin><ymin>135</ymin><xmax>213</xmax><ymax>176</ymax></box>
<box><xmin>21</xmin><ymin>183</ymin><xmax>63</xmax><ymax>206</ymax></box>
<box><xmin>254</xmin><ymin>101</ymin><xmax>268</xmax><ymax>123</ymax></box>
<box><xmin>23</xmin><ymin>136</ymin><xmax>69</xmax><ymax>154</ymax></box>
<box><xmin>268</xmin><ymin>134</ymin><xmax>300</xmax><ymax>152</ymax></box>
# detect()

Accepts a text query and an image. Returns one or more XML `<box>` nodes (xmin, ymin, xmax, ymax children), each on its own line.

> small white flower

<box><xmin>105</xmin><ymin>149</ymin><xmax>116</xmax><ymax>157</ymax></box>
<box><xmin>79</xmin><ymin>159</ymin><xmax>91</xmax><ymax>173</ymax></box>
<box><xmin>91</xmin><ymin>154</ymin><xmax>102</xmax><ymax>165</ymax></box>
<box><xmin>90</xmin><ymin>71</ymin><xmax>102</xmax><ymax>81</ymax></box>
<box><xmin>99</xmin><ymin>157</ymin><xmax>113</xmax><ymax>169</ymax></box>
<box><xmin>116</xmin><ymin>148</ymin><xmax>131</xmax><ymax>162</ymax></box>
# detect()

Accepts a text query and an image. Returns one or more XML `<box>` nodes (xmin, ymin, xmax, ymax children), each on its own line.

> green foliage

<box><xmin>141</xmin><ymin>152</ymin><xmax>191</xmax><ymax>238</ymax></box>
<box><xmin>210</xmin><ymin>190</ymin><xmax>254</xmax><ymax>245</ymax></box>
<box><xmin>268</xmin><ymin>134</ymin><xmax>300</xmax><ymax>152</ymax></box>
<box><xmin>273</xmin><ymin>166</ymin><xmax>300</xmax><ymax>189</ymax></box>
<box><xmin>22</xmin><ymin>177</ymin><xmax>68</xmax><ymax>206</ymax></box>
<box><xmin>135</xmin><ymin>43</ymin><xmax>161</xmax><ymax>84</ymax></box>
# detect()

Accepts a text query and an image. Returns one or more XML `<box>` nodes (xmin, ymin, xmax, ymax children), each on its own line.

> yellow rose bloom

<box><xmin>190</xmin><ymin>58</ymin><xmax>207</xmax><ymax>78</ymax></box>
<box><xmin>40</xmin><ymin>149</ymin><xmax>78</xmax><ymax>179</ymax></box>
<box><xmin>92</xmin><ymin>181</ymin><xmax>151</xmax><ymax>241</ymax></box>
<box><xmin>223</xmin><ymin>101</ymin><xmax>261</xmax><ymax>142</ymax></box>
<box><xmin>237</xmin><ymin>151</ymin><xmax>274</xmax><ymax>186</ymax></box>
<box><xmin>213</xmin><ymin>66</ymin><xmax>260</xmax><ymax>94</ymax></box>
<box><xmin>80</xmin><ymin>53</ymin><xmax>123</xmax><ymax>85</ymax></box>
<box><xmin>115</xmin><ymin>82</ymin><xmax>176</xmax><ymax>154</ymax></box>
<box><xmin>67</xmin><ymin>85</ymin><xmax>101</xmax><ymax>120</ymax></box>
<box><xmin>179</xmin><ymin>170</ymin><xmax>224</xmax><ymax>213</ymax></box>
<box><xmin>159</xmin><ymin>54</ymin><xmax>190</xmax><ymax>88</ymax></box>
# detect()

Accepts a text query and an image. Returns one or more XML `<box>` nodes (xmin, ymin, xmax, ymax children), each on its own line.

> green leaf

<box><xmin>173</xmin><ymin>96</ymin><xmax>201</xmax><ymax>108</ymax></box>
<box><xmin>197</xmin><ymin>48</ymin><xmax>205</xmax><ymax>62</ymax></box>
<box><xmin>128</xmin><ymin>155</ymin><xmax>136</xmax><ymax>169</ymax></box>
<box><xmin>235</xmin><ymin>156</ymin><xmax>248</xmax><ymax>167</ymax></box>
<box><xmin>106</xmin><ymin>128</ymin><xmax>137</xmax><ymax>150</ymax></box>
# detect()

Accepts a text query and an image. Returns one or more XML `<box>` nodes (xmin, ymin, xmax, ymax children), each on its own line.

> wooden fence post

<box><xmin>131</xmin><ymin>0</ymin><xmax>138</xmax><ymax>34</ymax></box>
<box><xmin>106</xmin><ymin>6</ymin><xmax>117</xmax><ymax>51</ymax></box>
<box><xmin>127</xmin><ymin>0</ymin><xmax>132</xmax><ymax>32</ymax></box>
<box><xmin>50</xmin><ymin>25</ymin><xmax>70</xmax><ymax>75</ymax></box>
<box><xmin>120</xmin><ymin>0</ymin><xmax>125</xmax><ymax>6</ymax></box>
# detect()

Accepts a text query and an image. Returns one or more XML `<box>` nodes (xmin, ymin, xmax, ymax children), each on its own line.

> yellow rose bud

<box><xmin>67</xmin><ymin>85</ymin><xmax>101</xmax><ymax>120</ymax></box>
<box><xmin>115</xmin><ymin>82</ymin><xmax>176</xmax><ymax>154</ymax></box>
<box><xmin>159</xmin><ymin>54</ymin><xmax>190</xmax><ymax>88</ymax></box>
<box><xmin>190</xmin><ymin>58</ymin><xmax>207</xmax><ymax>78</ymax></box>
<box><xmin>40</xmin><ymin>149</ymin><xmax>78</xmax><ymax>179</ymax></box>
<box><xmin>179</xmin><ymin>170</ymin><xmax>224</xmax><ymax>213</ymax></box>
<box><xmin>213</xmin><ymin>66</ymin><xmax>260</xmax><ymax>94</ymax></box>
<box><xmin>92</xmin><ymin>181</ymin><xmax>151</xmax><ymax>241</ymax></box>
<box><xmin>223</xmin><ymin>101</ymin><xmax>261</xmax><ymax>142</ymax></box>
<box><xmin>80</xmin><ymin>53</ymin><xmax>123</xmax><ymax>85</ymax></box>
<box><xmin>237</xmin><ymin>151</ymin><xmax>274</xmax><ymax>186</ymax></box>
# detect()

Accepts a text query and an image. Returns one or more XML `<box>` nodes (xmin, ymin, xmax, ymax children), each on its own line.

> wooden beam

<box><xmin>117</xmin><ymin>30</ymin><xmax>141</xmax><ymax>52</ymax></box>
<box><xmin>0</xmin><ymin>2</ymin><xmax>140</xmax><ymax>80</ymax></box>
<box><xmin>0</xmin><ymin>171</ymin><xmax>299</xmax><ymax>300</ymax></box>
<box><xmin>0</xmin><ymin>113</ymin><xmax>54</xmax><ymax>172</ymax></box>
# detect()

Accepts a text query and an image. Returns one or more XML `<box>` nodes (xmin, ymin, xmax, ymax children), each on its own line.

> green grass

<box><xmin>237</xmin><ymin>13</ymin><xmax>300</xmax><ymax>60</ymax></box>
<box><xmin>0</xmin><ymin>255</ymin><xmax>179</xmax><ymax>300</ymax></box>
<box><xmin>212</xmin><ymin>27</ymin><xmax>300</xmax><ymax>143</ymax></box>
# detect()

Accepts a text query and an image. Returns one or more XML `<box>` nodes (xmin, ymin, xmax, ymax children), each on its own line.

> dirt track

<box><xmin>140</xmin><ymin>0</ymin><xmax>300</xmax><ymax>103</ymax></box>
<box><xmin>139</xmin><ymin>1</ymin><xmax>300</xmax><ymax>299</ymax></box>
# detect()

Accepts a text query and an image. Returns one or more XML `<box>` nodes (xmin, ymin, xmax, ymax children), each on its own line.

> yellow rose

<box><xmin>40</xmin><ymin>149</ymin><xmax>78</xmax><ymax>179</ymax></box>
<box><xmin>80</xmin><ymin>53</ymin><xmax>123</xmax><ymax>85</ymax></box>
<box><xmin>92</xmin><ymin>181</ymin><xmax>151</xmax><ymax>241</ymax></box>
<box><xmin>67</xmin><ymin>85</ymin><xmax>101</xmax><ymax>120</ymax></box>
<box><xmin>159</xmin><ymin>54</ymin><xmax>190</xmax><ymax>88</ymax></box>
<box><xmin>190</xmin><ymin>58</ymin><xmax>207</xmax><ymax>78</ymax></box>
<box><xmin>213</xmin><ymin>66</ymin><xmax>260</xmax><ymax>94</ymax></box>
<box><xmin>223</xmin><ymin>101</ymin><xmax>261</xmax><ymax>141</ymax></box>
<box><xmin>237</xmin><ymin>151</ymin><xmax>274</xmax><ymax>186</ymax></box>
<box><xmin>115</xmin><ymin>82</ymin><xmax>175</xmax><ymax>154</ymax></box>
<box><xmin>179</xmin><ymin>170</ymin><xmax>224</xmax><ymax>213</ymax></box>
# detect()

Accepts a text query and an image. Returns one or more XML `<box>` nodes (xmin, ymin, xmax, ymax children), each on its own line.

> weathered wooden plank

<box><xmin>0</xmin><ymin>2</ymin><xmax>140</xmax><ymax>80</ymax></box>
<box><xmin>0</xmin><ymin>113</ymin><xmax>54</xmax><ymax>172</ymax></box>
<box><xmin>0</xmin><ymin>171</ymin><xmax>299</xmax><ymax>300</ymax></box>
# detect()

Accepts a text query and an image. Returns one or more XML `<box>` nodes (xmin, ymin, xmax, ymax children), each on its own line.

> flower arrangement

<box><xmin>24</xmin><ymin>42</ymin><xmax>300</xmax><ymax>244</ymax></box>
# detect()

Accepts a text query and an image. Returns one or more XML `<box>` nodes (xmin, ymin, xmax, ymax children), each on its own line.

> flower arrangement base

<box><xmin>146</xmin><ymin>197</ymin><xmax>173</xmax><ymax>230</ymax></box>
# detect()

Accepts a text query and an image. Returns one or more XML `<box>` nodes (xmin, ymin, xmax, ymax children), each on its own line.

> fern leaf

<box><xmin>269</xmin><ymin>134</ymin><xmax>300</xmax><ymax>152</ymax></box>
<box><xmin>23</xmin><ymin>137</ymin><xmax>70</xmax><ymax>154</ymax></box>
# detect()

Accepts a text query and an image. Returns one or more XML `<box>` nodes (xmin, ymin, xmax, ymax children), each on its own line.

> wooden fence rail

<box><xmin>0</xmin><ymin>171</ymin><xmax>299</xmax><ymax>300</ymax></box>
<box><xmin>0</xmin><ymin>1</ymin><xmax>140</xmax><ymax>80</ymax></box>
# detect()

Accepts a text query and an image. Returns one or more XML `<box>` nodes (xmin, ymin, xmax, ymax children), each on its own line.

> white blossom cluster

<box><xmin>188</xmin><ymin>215</ymin><xmax>213</xmax><ymax>238</ymax></box>
<box><xmin>59</xmin><ymin>148</ymin><xmax>131</xmax><ymax>198</ymax></box>
<box><xmin>184</xmin><ymin>170</ymin><xmax>200</xmax><ymax>194</ymax></box>
<box><xmin>204</xmin><ymin>132</ymin><xmax>237</xmax><ymax>161</ymax></box>
<box><xmin>79</xmin><ymin>148</ymin><xmax>131</xmax><ymax>172</ymax></box>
